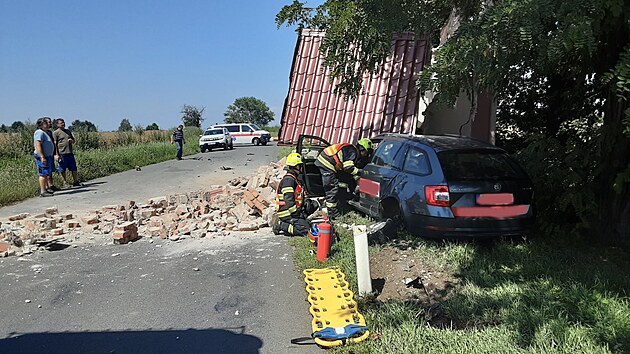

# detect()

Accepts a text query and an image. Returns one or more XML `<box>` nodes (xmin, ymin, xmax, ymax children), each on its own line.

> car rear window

<box><xmin>403</xmin><ymin>148</ymin><xmax>431</xmax><ymax>175</ymax></box>
<box><xmin>204</xmin><ymin>129</ymin><xmax>223</xmax><ymax>135</ymax></box>
<box><xmin>372</xmin><ymin>141</ymin><xmax>404</xmax><ymax>168</ymax></box>
<box><xmin>437</xmin><ymin>149</ymin><xmax>526</xmax><ymax>180</ymax></box>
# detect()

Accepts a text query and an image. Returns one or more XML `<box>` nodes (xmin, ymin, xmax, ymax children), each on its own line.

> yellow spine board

<box><xmin>304</xmin><ymin>267</ymin><xmax>369</xmax><ymax>347</ymax></box>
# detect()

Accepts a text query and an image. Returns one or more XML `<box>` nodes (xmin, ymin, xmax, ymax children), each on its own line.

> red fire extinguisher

<box><xmin>317</xmin><ymin>222</ymin><xmax>332</xmax><ymax>262</ymax></box>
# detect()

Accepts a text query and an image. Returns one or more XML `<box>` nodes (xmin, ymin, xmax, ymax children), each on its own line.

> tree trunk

<box><xmin>597</xmin><ymin>88</ymin><xmax>630</xmax><ymax>248</ymax></box>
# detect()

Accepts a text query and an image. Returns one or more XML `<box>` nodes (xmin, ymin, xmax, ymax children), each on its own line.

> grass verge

<box><xmin>0</xmin><ymin>138</ymin><xmax>199</xmax><ymax>206</ymax></box>
<box><xmin>290</xmin><ymin>212</ymin><xmax>630</xmax><ymax>353</ymax></box>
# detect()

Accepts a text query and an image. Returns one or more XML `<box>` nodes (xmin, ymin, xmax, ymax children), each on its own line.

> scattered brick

<box><xmin>50</xmin><ymin>228</ymin><xmax>64</xmax><ymax>236</ymax></box>
<box><xmin>8</xmin><ymin>213</ymin><xmax>30</xmax><ymax>221</ymax></box>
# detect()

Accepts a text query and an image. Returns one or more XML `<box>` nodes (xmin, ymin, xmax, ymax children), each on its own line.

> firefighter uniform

<box><xmin>314</xmin><ymin>143</ymin><xmax>363</xmax><ymax>219</ymax></box>
<box><xmin>273</xmin><ymin>153</ymin><xmax>318</xmax><ymax>236</ymax></box>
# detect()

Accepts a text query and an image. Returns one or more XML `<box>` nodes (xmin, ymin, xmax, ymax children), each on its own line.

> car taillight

<box><xmin>425</xmin><ymin>185</ymin><xmax>450</xmax><ymax>207</ymax></box>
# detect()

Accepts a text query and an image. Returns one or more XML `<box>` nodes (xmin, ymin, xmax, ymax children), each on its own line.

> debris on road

<box><xmin>0</xmin><ymin>161</ymin><xmax>288</xmax><ymax>257</ymax></box>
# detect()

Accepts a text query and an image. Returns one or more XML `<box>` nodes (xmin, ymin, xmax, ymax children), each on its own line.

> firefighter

<box><xmin>272</xmin><ymin>152</ymin><xmax>319</xmax><ymax>236</ymax></box>
<box><xmin>315</xmin><ymin>138</ymin><xmax>373</xmax><ymax>219</ymax></box>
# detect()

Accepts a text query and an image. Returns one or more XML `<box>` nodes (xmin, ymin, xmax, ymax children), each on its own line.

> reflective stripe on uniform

<box><xmin>277</xmin><ymin>209</ymin><xmax>292</xmax><ymax>218</ymax></box>
<box><xmin>325</xmin><ymin>201</ymin><xmax>337</xmax><ymax>208</ymax></box>
<box><xmin>281</xmin><ymin>186</ymin><xmax>294</xmax><ymax>194</ymax></box>
<box><xmin>317</xmin><ymin>154</ymin><xmax>337</xmax><ymax>172</ymax></box>
<box><xmin>338</xmin><ymin>182</ymin><xmax>348</xmax><ymax>188</ymax></box>
<box><xmin>288</xmin><ymin>224</ymin><xmax>294</xmax><ymax>234</ymax></box>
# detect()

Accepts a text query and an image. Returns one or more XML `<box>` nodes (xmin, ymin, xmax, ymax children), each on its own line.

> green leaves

<box><xmin>223</xmin><ymin>97</ymin><xmax>275</xmax><ymax>126</ymax></box>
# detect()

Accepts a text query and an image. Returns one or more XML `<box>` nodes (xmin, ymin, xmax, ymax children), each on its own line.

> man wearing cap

<box><xmin>272</xmin><ymin>152</ymin><xmax>319</xmax><ymax>236</ymax></box>
<box><xmin>315</xmin><ymin>138</ymin><xmax>373</xmax><ymax>219</ymax></box>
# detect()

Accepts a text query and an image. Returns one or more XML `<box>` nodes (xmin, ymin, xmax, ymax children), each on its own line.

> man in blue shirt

<box><xmin>34</xmin><ymin>117</ymin><xmax>56</xmax><ymax>197</ymax></box>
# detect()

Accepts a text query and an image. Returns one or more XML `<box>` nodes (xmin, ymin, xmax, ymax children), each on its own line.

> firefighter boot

<box><xmin>271</xmin><ymin>214</ymin><xmax>281</xmax><ymax>235</ymax></box>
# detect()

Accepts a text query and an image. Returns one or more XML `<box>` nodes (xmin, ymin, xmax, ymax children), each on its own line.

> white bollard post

<box><xmin>353</xmin><ymin>225</ymin><xmax>372</xmax><ymax>296</ymax></box>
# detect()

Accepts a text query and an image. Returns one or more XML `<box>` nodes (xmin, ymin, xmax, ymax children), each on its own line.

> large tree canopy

<box><xmin>224</xmin><ymin>97</ymin><xmax>275</xmax><ymax>126</ymax></box>
<box><xmin>277</xmin><ymin>0</ymin><xmax>630</xmax><ymax>246</ymax></box>
<box><xmin>68</xmin><ymin>119</ymin><xmax>98</xmax><ymax>132</ymax></box>
<box><xmin>181</xmin><ymin>105</ymin><xmax>205</xmax><ymax>128</ymax></box>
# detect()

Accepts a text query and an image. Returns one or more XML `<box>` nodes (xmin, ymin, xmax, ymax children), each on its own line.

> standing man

<box><xmin>33</xmin><ymin>117</ymin><xmax>56</xmax><ymax>197</ymax></box>
<box><xmin>53</xmin><ymin>118</ymin><xmax>81</xmax><ymax>187</ymax></box>
<box><xmin>171</xmin><ymin>125</ymin><xmax>185</xmax><ymax>160</ymax></box>
<box><xmin>314</xmin><ymin>138</ymin><xmax>373</xmax><ymax>219</ymax></box>
<box><xmin>43</xmin><ymin>117</ymin><xmax>61</xmax><ymax>192</ymax></box>
<box><xmin>272</xmin><ymin>153</ymin><xmax>319</xmax><ymax>236</ymax></box>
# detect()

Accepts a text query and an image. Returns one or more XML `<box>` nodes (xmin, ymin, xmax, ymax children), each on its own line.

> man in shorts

<box><xmin>33</xmin><ymin>117</ymin><xmax>55</xmax><ymax>197</ymax></box>
<box><xmin>53</xmin><ymin>118</ymin><xmax>81</xmax><ymax>187</ymax></box>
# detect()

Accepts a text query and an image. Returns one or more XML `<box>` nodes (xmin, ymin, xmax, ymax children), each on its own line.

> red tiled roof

<box><xmin>278</xmin><ymin>29</ymin><xmax>430</xmax><ymax>145</ymax></box>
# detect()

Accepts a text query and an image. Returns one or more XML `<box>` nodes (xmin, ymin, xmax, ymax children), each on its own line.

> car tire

<box><xmin>200</xmin><ymin>146</ymin><xmax>206</xmax><ymax>153</ymax></box>
<box><xmin>207</xmin><ymin>147</ymin><xmax>212</xmax><ymax>152</ymax></box>
<box><xmin>253</xmin><ymin>137</ymin><xmax>260</xmax><ymax>146</ymax></box>
<box><xmin>223</xmin><ymin>142</ymin><xmax>229</xmax><ymax>150</ymax></box>
<box><xmin>261</xmin><ymin>140</ymin><xmax>268</xmax><ymax>146</ymax></box>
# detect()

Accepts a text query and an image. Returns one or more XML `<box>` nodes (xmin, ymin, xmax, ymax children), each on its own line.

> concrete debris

<box><xmin>0</xmin><ymin>161</ymin><xmax>287</xmax><ymax>256</ymax></box>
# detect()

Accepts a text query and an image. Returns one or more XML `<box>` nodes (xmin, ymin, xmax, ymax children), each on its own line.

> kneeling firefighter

<box><xmin>272</xmin><ymin>152</ymin><xmax>319</xmax><ymax>236</ymax></box>
<box><xmin>314</xmin><ymin>138</ymin><xmax>373</xmax><ymax>219</ymax></box>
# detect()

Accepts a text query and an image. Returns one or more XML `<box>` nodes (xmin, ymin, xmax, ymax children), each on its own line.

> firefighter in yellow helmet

<box><xmin>315</xmin><ymin>138</ymin><xmax>373</xmax><ymax>219</ymax></box>
<box><xmin>272</xmin><ymin>152</ymin><xmax>319</xmax><ymax>236</ymax></box>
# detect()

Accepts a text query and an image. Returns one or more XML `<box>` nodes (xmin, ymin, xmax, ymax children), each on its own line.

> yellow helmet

<box><xmin>286</xmin><ymin>152</ymin><xmax>303</xmax><ymax>167</ymax></box>
<box><xmin>357</xmin><ymin>138</ymin><xmax>373</xmax><ymax>151</ymax></box>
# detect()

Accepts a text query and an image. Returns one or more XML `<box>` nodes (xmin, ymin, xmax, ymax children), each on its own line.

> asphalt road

<box><xmin>0</xmin><ymin>144</ymin><xmax>320</xmax><ymax>354</ymax></box>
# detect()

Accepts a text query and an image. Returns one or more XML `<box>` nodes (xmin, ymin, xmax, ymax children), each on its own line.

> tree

<box><xmin>181</xmin><ymin>105</ymin><xmax>205</xmax><ymax>128</ymax></box>
<box><xmin>118</xmin><ymin>118</ymin><xmax>132</xmax><ymax>132</ymax></box>
<box><xmin>68</xmin><ymin>119</ymin><xmax>98</xmax><ymax>132</ymax></box>
<box><xmin>224</xmin><ymin>97</ymin><xmax>275</xmax><ymax>126</ymax></box>
<box><xmin>0</xmin><ymin>124</ymin><xmax>8</xmax><ymax>133</ymax></box>
<box><xmin>277</xmin><ymin>1</ymin><xmax>630</xmax><ymax>246</ymax></box>
<box><xmin>145</xmin><ymin>123</ymin><xmax>160</xmax><ymax>130</ymax></box>
<box><xmin>10</xmin><ymin>121</ymin><xmax>25</xmax><ymax>132</ymax></box>
<box><xmin>133</xmin><ymin>124</ymin><xmax>145</xmax><ymax>135</ymax></box>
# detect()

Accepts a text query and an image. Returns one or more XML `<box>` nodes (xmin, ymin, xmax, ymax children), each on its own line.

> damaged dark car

<box><xmin>297</xmin><ymin>134</ymin><xmax>535</xmax><ymax>239</ymax></box>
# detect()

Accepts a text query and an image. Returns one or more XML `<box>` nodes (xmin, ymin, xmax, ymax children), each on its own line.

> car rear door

<box><xmin>437</xmin><ymin>149</ymin><xmax>534</xmax><ymax>219</ymax></box>
<box><xmin>296</xmin><ymin>135</ymin><xmax>330</xmax><ymax>197</ymax></box>
<box><xmin>356</xmin><ymin>139</ymin><xmax>406</xmax><ymax>218</ymax></box>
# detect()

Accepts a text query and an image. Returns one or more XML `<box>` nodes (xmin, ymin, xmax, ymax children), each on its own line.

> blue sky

<box><xmin>0</xmin><ymin>0</ymin><xmax>311</xmax><ymax>131</ymax></box>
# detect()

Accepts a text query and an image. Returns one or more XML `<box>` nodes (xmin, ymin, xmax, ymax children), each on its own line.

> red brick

<box><xmin>8</xmin><ymin>213</ymin><xmax>30</xmax><ymax>221</ymax></box>
<box><xmin>50</xmin><ymin>228</ymin><xmax>64</xmax><ymax>236</ymax></box>
<box><xmin>0</xmin><ymin>242</ymin><xmax>10</xmax><ymax>253</ymax></box>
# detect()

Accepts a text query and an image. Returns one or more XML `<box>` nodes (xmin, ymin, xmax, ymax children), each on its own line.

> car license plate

<box><xmin>476</xmin><ymin>193</ymin><xmax>514</xmax><ymax>205</ymax></box>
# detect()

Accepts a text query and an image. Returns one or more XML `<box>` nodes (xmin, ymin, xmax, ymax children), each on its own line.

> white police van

<box><xmin>211</xmin><ymin>123</ymin><xmax>272</xmax><ymax>146</ymax></box>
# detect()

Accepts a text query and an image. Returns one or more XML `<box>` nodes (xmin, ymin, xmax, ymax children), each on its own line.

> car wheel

<box><xmin>379</xmin><ymin>198</ymin><xmax>406</xmax><ymax>233</ymax></box>
<box><xmin>253</xmin><ymin>137</ymin><xmax>260</xmax><ymax>146</ymax></box>
<box><xmin>261</xmin><ymin>140</ymin><xmax>268</xmax><ymax>146</ymax></box>
<box><xmin>207</xmin><ymin>147</ymin><xmax>212</xmax><ymax>152</ymax></box>
<box><xmin>200</xmin><ymin>146</ymin><xmax>206</xmax><ymax>153</ymax></box>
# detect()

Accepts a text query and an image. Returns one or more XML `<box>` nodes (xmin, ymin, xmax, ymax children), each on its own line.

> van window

<box><xmin>250</xmin><ymin>124</ymin><xmax>261</xmax><ymax>130</ymax></box>
<box><xmin>372</xmin><ymin>141</ymin><xmax>404</xmax><ymax>168</ymax></box>
<box><xmin>223</xmin><ymin>125</ymin><xmax>239</xmax><ymax>133</ymax></box>
<box><xmin>403</xmin><ymin>148</ymin><xmax>431</xmax><ymax>175</ymax></box>
<box><xmin>242</xmin><ymin>125</ymin><xmax>253</xmax><ymax>133</ymax></box>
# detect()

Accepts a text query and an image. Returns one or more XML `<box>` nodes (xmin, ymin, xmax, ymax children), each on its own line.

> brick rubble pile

<box><xmin>0</xmin><ymin>160</ymin><xmax>288</xmax><ymax>257</ymax></box>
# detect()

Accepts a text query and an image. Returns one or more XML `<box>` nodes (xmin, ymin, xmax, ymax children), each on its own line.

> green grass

<box><xmin>0</xmin><ymin>130</ymin><xmax>200</xmax><ymax>206</ymax></box>
<box><xmin>277</xmin><ymin>146</ymin><xmax>293</xmax><ymax>161</ymax></box>
<box><xmin>290</xmin><ymin>213</ymin><xmax>630</xmax><ymax>353</ymax></box>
